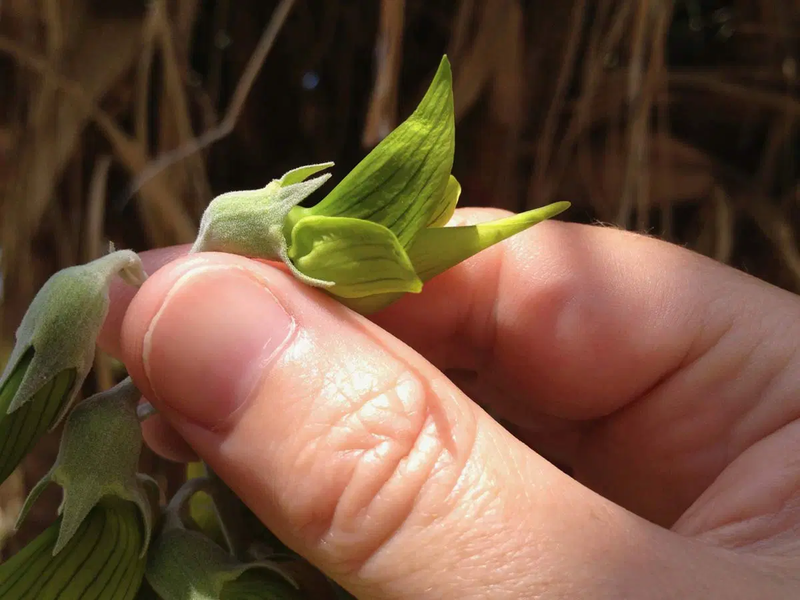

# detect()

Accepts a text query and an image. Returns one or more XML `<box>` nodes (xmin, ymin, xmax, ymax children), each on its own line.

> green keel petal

<box><xmin>289</xmin><ymin>216</ymin><xmax>423</xmax><ymax>298</ymax></box>
<box><xmin>339</xmin><ymin>202</ymin><xmax>571</xmax><ymax>315</ymax></box>
<box><xmin>409</xmin><ymin>201</ymin><xmax>572</xmax><ymax>281</ymax></box>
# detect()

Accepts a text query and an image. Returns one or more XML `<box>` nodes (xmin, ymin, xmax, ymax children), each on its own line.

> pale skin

<box><xmin>99</xmin><ymin>209</ymin><xmax>800</xmax><ymax>599</ymax></box>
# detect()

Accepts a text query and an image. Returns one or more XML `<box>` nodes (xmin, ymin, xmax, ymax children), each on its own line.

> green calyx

<box><xmin>191</xmin><ymin>162</ymin><xmax>336</xmax><ymax>288</ymax></box>
<box><xmin>16</xmin><ymin>378</ymin><xmax>158</xmax><ymax>558</ymax></box>
<box><xmin>190</xmin><ymin>54</ymin><xmax>571</xmax><ymax>314</ymax></box>
<box><xmin>0</xmin><ymin>497</ymin><xmax>147</xmax><ymax>600</ymax></box>
<box><xmin>0</xmin><ymin>250</ymin><xmax>147</xmax><ymax>485</ymax></box>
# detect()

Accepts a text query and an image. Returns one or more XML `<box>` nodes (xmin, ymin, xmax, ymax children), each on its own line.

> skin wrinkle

<box><xmin>682</xmin><ymin>420</ymin><xmax>800</xmax><ymax>548</ymax></box>
<box><xmin>571</xmin><ymin>266</ymin><xmax>789</xmax><ymax>526</ymax></box>
<box><xmin>728</xmin><ymin>339</ymin><xmax>800</xmax><ymax>461</ymax></box>
<box><xmin>352</xmin><ymin>399</ymin><xmax>482</xmax><ymax>589</ymax></box>
<box><xmin>282</xmin><ymin>334</ymin><xmax>475</xmax><ymax>578</ymax></box>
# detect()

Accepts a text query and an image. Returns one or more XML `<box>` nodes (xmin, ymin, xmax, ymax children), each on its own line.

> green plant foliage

<box><xmin>16</xmin><ymin>378</ymin><xmax>158</xmax><ymax>556</ymax></box>
<box><xmin>0</xmin><ymin>250</ymin><xmax>146</xmax><ymax>485</ymax></box>
<box><xmin>0</xmin><ymin>498</ymin><xmax>147</xmax><ymax>599</ymax></box>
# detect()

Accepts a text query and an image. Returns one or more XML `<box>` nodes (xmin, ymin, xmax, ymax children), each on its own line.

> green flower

<box><xmin>191</xmin><ymin>56</ymin><xmax>569</xmax><ymax>314</ymax></box>
<box><xmin>0</xmin><ymin>250</ymin><xmax>146</xmax><ymax>484</ymax></box>
<box><xmin>0</xmin><ymin>498</ymin><xmax>147</xmax><ymax>599</ymax></box>
<box><xmin>16</xmin><ymin>378</ymin><xmax>158</xmax><ymax>557</ymax></box>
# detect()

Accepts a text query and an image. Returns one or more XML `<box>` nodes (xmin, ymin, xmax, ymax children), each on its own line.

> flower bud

<box><xmin>15</xmin><ymin>378</ymin><xmax>157</xmax><ymax>557</ymax></box>
<box><xmin>0</xmin><ymin>498</ymin><xmax>147</xmax><ymax>599</ymax></box>
<box><xmin>0</xmin><ymin>250</ymin><xmax>146</xmax><ymax>485</ymax></box>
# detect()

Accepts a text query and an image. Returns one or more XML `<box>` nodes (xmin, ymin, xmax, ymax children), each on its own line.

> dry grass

<box><xmin>0</xmin><ymin>0</ymin><xmax>797</xmax><ymax>559</ymax></box>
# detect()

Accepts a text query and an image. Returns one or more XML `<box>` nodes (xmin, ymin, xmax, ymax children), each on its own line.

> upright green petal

<box><xmin>288</xmin><ymin>216</ymin><xmax>422</xmax><ymax>298</ymax></box>
<box><xmin>306</xmin><ymin>56</ymin><xmax>455</xmax><ymax>248</ymax></box>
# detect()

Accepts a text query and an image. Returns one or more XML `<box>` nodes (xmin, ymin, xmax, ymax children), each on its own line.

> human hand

<box><xmin>99</xmin><ymin>209</ymin><xmax>800</xmax><ymax>599</ymax></box>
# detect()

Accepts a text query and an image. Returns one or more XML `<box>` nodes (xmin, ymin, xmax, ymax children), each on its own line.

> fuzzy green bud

<box><xmin>0</xmin><ymin>250</ymin><xmax>146</xmax><ymax>484</ymax></box>
<box><xmin>0</xmin><ymin>498</ymin><xmax>147</xmax><ymax>599</ymax></box>
<box><xmin>16</xmin><ymin>378</ymin><xmax>157</xmax><ymax>557</ymax></box>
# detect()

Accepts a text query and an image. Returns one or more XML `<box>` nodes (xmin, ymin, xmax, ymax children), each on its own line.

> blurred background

<box><xmin>0</xmin><ymin>0</ymin><xmax>798</xmax><ymax>557</ymax></box>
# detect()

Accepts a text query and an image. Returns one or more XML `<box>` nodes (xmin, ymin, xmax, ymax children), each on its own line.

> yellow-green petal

<box><xmin>289</xmin><ymin>216</ymin><xmax>423</xmax><ymax>299</ymax></box>
<box><xmin>339</xmin><ymin>202</ymin><xmax>571</xmax><ymax>315</ymax></box>
<box><xmin>306</xmin><ymin>56</ymin><xmax>455</xmax><ymax>248</ymax></box>
<box><xmin>426</xmin><ymin>175</ymin><xmax>462</xmax><ymax>228</ymax></box>
<box><xmin>409</xmin><ymin>201</ymin><xmax>572</xmax><ymax>281</ymax></box>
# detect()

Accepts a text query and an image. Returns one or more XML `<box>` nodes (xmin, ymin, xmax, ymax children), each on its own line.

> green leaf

<box><xmin>288</xmin><ymin>216</ymin><xmax>423</xmax><ymax>298</ymax></box>
<box><xmin>192</xmin><ymin>166</ymin><xmax>335</xmax><ymax>289</ymax></box>
<box><xmin>15</xmin><ymin>378</ymin><xmax>156</xmax><ymax>557</ymax></box>
<box><xmin>426</xmin><ymin>175</ymin><xmax>462</xmax><ymax>228</ymax></box>
<box><xmin>306</xmin><ymin>55</ymin><xmax>455</xmax><ymax>248</ymax></box>
<box><xmin>409</xmin><ymin>201</ymin><xmax>572</xmax><ymax>281</ymax></box>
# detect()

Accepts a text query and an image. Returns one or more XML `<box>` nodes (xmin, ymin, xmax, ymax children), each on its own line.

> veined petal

<box><xmin>307</xmin><ymin>56</ymin><xmax>455</xmax><ymax>248</ymax></box>
<box><xmin>426</xmin><ymin>175</ymin><xmax>462</xmax><ymax>228</ymax></box>
<box><xmin>0</xmin><ymin>499</ymin><xmax>146</xmax><ymax>600</ymax></box>
<box><xmin>338</xmin><ymin>202</ymin><xmax>571</xmax><ymax>315</ymax></box>
<box><xmin>288</xmin><ymin>216</ymin><xmax>423</xmax><ymax>298</ymax></box>
<box><xmin>0</xmin><ymin>350</ymin><xmax>76</xmax><ymax>485</ymax></box>
<box><xmin>409</xmin><ymin>201</ymin><xmax>571</xmax><ymax>281</ymax></box>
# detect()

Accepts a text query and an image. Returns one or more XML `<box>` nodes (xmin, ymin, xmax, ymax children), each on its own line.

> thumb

<box><xmin>120</xmin><ymin>252</ymin><xmax>766</xmax><ymax>599</ymax></box>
